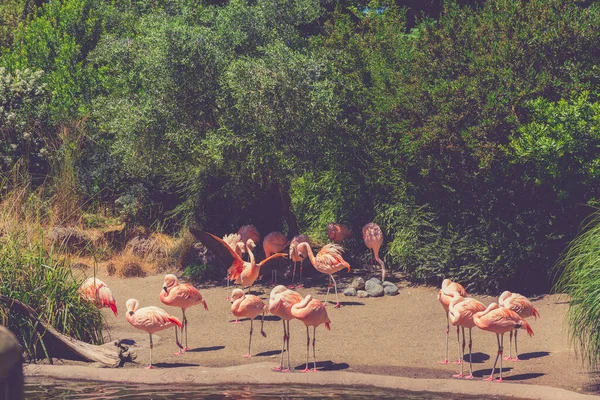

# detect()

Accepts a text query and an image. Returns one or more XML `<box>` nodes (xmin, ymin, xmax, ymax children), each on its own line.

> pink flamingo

<box><xmin>362</xmin><ymin>222</ymin><xmax>386</xmax><ymax>281</ymax></box>
<box><xmin>269</xmin><ymin>285</ymin><xmax>303</xmax><ymax>371</ymax></box>
<box><xmin>78</xmin><ymin>277</ymin><xmax>118</xmax><ymax>316</ymax></box>
<box><xmin>291</xmin><ymin>294</ymin><xmax>331</xmax><ymax>372</ymax></box>
<box><xmin>498</xmin><ymin>291</ymin><xmax>540</xmax><ymax>361</ymax></box>
<box><xmin>237</xmin><ymin>224</ymin><xmax>260</xmax><ymax>255</ymax></box>
<box><xmin>189</xmin><ymin>229</ymin><xmax>287</xmax><ymax>295</ymax></box>
<box><xmin>222</xmin><ymin>233</ymin><xmax>245</xmax><ymax>291</ymax></box>
<box><xmin>473</xmin><ymin>302</ymin><xmax>534</xmax><ymax>382</ymax></box>
<box><xmin>230</xmin><ymin>288</ymin><xmax>267</xmax><ymax>357</ymax></box>
<box><xmin>444</xmin><ymin>291</ymin><xmax>486</xmax><ymax>379</ymax></box>
<box><xmin>159</xmin><ymin>274</ymin><xmax>208</xmax><ymax>355</ymax></box>
<box><xmin>263</xmin><ymin>231</ymin><xmax>289</xmax><ymax>284</ymax></box>
<box><xmin>327</xmin><ymin>223</ymin><xmax>351</xmax><ymax>242</ymax></box>
<box><xmin>297</xmin><ymin>242</ymin><xmax>350</xmax><ymax>308</ymax></box>
<box><xmin>289</xmin><ymin>234</ymin><xmax>311</xmax><ymax>288</ymax></box>
<box><xmin>437</xmin><ymin>278</ymin><xmax>468</xmax><ymax>364</ymax></box>
<box><xmin>125</xmin><ymin>298</ymin><xmax>183</xmax><ymax>369</ymax></box>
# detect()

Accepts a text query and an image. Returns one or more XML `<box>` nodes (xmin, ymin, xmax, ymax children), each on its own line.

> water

<box><xmin>25</xmin><ymin>378</ymin><xmax>513</xmax><ymax>399</ymax></box>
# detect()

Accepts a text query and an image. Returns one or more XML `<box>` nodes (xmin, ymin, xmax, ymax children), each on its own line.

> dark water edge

<box><xmin>24</xmin><ymin>377</ymin><xmax>517</xmax><ymax>400</ymax></box>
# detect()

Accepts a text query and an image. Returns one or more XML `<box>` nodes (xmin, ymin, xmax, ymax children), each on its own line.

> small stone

<box><xmin>343</xmin><ymin>287</ymin><xmax>357</xmax><ymax>296</ymax></box>
<box><xmin>351</xmin><ymin>277</ymin><xmax>365</xmax><ymax>290</ymax></box>
<box><xmin>357</xmin><ymin>290</ymin><xmax>369</xmax><ymax>298</ymax></box>
<box><xmin>384</xmin><ymin>285</ymin><xmax>399</xmax><ymax>296</ymax></box>
<box><xmin>382</xmin><ymin>281</ymin><xmax>395</xmax><ymax>287</ymax></box>
<box><xmin>367</xmin><ymin>277</ymin><xmax>382</xmax><ymax>286</ymax></box>
<box><xmin>365</xmin><ymin>280</ymin><xmax>384</xmax><ymax>297</ymax></box>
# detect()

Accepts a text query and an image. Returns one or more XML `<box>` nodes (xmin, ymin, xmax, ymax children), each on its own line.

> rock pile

<box><xmin>344</xmin><ymin>277</ymin><xmax>399</xmax><ymax>297</ymax></box>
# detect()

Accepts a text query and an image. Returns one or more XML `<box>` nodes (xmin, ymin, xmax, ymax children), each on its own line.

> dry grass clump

<box><xmin>105</xmin><ymin>252</ymin><xmax>153</xmax><ymax>278</ymax></box>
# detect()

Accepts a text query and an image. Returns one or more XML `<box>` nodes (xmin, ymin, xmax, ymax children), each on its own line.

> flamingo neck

<box><xmin>300</xmin><ymin>243</ymin><xmax>316</xmax><ymax>266</ymax></box>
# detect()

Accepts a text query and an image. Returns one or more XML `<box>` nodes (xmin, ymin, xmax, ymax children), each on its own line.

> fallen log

<box><xmin>0</xmin><ymin>295</ymin><xmax>132</xmax><ymax>367</ymax></box>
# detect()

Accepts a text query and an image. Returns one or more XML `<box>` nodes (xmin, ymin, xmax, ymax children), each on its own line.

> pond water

<box><xmin>25</xmin><ymin>378</ymin><xmax>515</xmax><ymax>400</ymax></box>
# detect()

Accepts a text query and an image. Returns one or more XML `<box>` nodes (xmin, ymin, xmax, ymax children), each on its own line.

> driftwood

<box><xmin>0</xmin><ymin>295</ymin><xmax>132</xmax><ymax>368</ymax></box>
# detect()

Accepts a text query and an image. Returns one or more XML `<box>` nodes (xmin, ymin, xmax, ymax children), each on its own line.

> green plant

<box><xmin>554</xmin><ymin>210</ymin><xmax>600</xmax><ymax>371</ymax></box>
<box><xmin>183</xmin><ymin>263</ymin><xmax>223</xmax><ymax>283</ymax></box>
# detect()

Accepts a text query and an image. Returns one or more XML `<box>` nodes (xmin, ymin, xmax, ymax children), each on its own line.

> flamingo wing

<box><xmin>189</xmin><ymin>228</ymin><xmax>242</xmax><ymax>268</ymax></box>
<box><xmin>258</xmin><ymin>253</ymin><xmax>289</xmax><ymax>270</ymax></box>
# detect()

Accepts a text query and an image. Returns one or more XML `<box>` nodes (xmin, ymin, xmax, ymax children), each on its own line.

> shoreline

<box><xmin>23</xmin><ymin>362</ymin><xmax>600</xmax><ymax>400</ymax></box>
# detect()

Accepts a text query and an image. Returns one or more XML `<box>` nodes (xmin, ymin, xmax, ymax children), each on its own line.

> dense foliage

<box><xmin>1</xmin><ymin>0</ymin><xmax>599</xmax><ymax>294</ymax></box>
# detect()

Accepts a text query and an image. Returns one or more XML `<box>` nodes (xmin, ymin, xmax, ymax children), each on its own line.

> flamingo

<box><xmin>437</xmin><ymin>278</ymin><xmax>468</xmax><ymax>364</ymax></box>
<box><xmin>263</xmin><ymin>231</ymin><xmax>289</xmax><ymax>284</ymax></box>
<box><xmin>473</xmin><ymin>302</ymin><xmax>534</xmax><ymax>382</ymax></box>
<box><xmin>125</xmin><ymin>298</ymin><xmax>183</xmax><ymax>369</ymax></box>
<box><xmin>237</xmin><ymin>224</ymin><xmax>260</xmax><ymax>255</ymax></box>
<box><xmin>268</xmin><ymin>285</ymin><xmax>303</xmax><ymax>372</ymax></box>
<box><xmin>78</xmin><ymin>277</ymin><xmax>118</xmax><ymax>316</ymax></box>
<box><xmin>289</xmin><ymin>234</ymin><xmax>311</xmax><ymax>288</ymax></box>
<box><xmin>159</xmin><ymin>274</ymin><xmax>208</xmax><ymax>355</ymax></box>
<box><xmin>230</xmin><ymin>288</ymin><xmax>267</xmax><ymax>358</ymax></box>
<box><xmin>327</xmin><ymin>223</ymin><xmax>351</xmax><ymax>242</ymax></box>
<box><xmin>296</xmin><ymin>242</ymin><xmax>350</xmax><ymax>308</ymax></box>
<box><xmin>290</xmin><ymin>294</ymin><xmax>331</xmax><ymax>372</ymax></box>
<box><xmin>498</xmin><ymin>291</ymin><xmax>540</xmax><ymax>361</ymax></box>
<box><xmin>444</xmin><ymin>291</ymin><xmax>486</xmax><ymax>379</ymax></box>
<box><xmin>222</xmin><ymin>233</ymin><xmax>245</xmax><ymax>291</ymax></box>
<box><xmin>189</xmin><ymin>229</ymin><xmax>287</xmax><ymax>295</ymax></box>
<box><xmin>362</xmin><ymin>222</ymin><xmax>386</xmax><ymax>281</ymax></box>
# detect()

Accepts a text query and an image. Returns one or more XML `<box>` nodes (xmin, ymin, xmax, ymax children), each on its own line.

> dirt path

<box><xmin>36</xmin><ymin>270</ymin><xmax>600</xmax><ymax>397</ymax></box>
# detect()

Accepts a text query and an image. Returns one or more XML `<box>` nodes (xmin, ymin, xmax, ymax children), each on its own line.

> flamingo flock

<box><xmin>76</xmin><ymin>222</ymin><xmax>542</xmax><ymax>383</ymax></box>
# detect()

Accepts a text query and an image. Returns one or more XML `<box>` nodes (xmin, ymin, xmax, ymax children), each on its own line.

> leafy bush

<box><xmin>183</xmin><ymin>263</ymin><xmax>223</xmax><ymax>283</ymax></box>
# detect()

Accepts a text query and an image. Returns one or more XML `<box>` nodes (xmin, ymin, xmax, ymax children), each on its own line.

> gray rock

<box><xmin>382</xmin><ymin>281</ymin><xmax>395</xmax><ymax>287</ymax></box>
<box><xmin>384</xmin><ymin>285</ymin><xmax>399</xmax><ymax>296</ymax></box>
<box><xmin>367</xmin><ymin>277</ymin><xmax>382</xmax><ymax>286</ymax></box>
<box><xmin>351</xmin><ymin>277</ymin><xmax>365</xmax><ymax>290</ymax></box>
<box><xmin>365</xmin><ymin>280</ymin><xmax>385</xmax><ymax>297</ymax></box>
<box><xmin>357</xmin><ymin>290</ymin><xmax>369</xmax><ymax>298</ymax></box>
<box><xmin>343</xmin><ymin>287</ymin><xmax>357</xmax><ymax>297</ymax></box>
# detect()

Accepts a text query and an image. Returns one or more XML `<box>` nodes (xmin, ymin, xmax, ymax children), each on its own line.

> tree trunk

<box><xmin>279</xmin><ymin>184</ymin><xmax>299</xmax><ymax>236</ymax></box>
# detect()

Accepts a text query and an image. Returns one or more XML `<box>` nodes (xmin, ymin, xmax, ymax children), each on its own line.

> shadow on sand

<box><xmin>473</xmin><ymin>367</ymin><xmax>513</xmax><ymax>377</ymax></box>
<box><xmin>463</xmin><ymin>352</ymin><xmax>489</xmax><ymax>363</ymax></box>
<box><xmin>517</xmin><ymin>351</ymin><xmax>550</xmax><ymax>360</ymax></box>
<box><xmin>152</xmin><ymin>362</ymin><xmax>200</xmax><ymax>368</ymax></box>
<box><xmin>255</xmin><ymin>349</ymin><xmax>282</xmax><ymax>357</ymax></box>
<box><xmin>293</xmin><ymin>360</ymin><xmax>350</xmax><ymax>372</ymax></box>
<box><xmin>187</xmin><ymin>345</ymin><xmax>225</xmax><ymax>353</ymax></box>
<box><xmin>503</xmin><ymin>373</ymin><xmax>545</xmax><ymax>381</ymax></box>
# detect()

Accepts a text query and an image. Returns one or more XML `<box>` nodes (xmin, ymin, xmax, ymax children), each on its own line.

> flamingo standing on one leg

<box><xmin>230</xmin><ymin>288</ymin><xmax>267</xmax><ymax>358</ymax></box>
<box><xmin>291</xmin><ymin>294</ymin><xmax>331</xmax><ymax>372</ymax></box>
<box><xmin>263</xmin><ymin>231</ymin><xmax>289</xmax><ymax>284</ymax></box>
<box><xmin>362</xmin><ymin>222</ymin><xmax>386</xmax><ymax>281</ymax></box>
<box><xmin>498</xmin><ymin>291</ymin><xmax>540</xmax><ymax>361</ymax></box>
<box><xmin>159</xmin><ymin>274</ymin><xmax>208</xmax><ymax>355</ymax></box>
<box><xmin>269</xmin><ymin>285</ymin><xmax>303</xmax><ymax>372</ymax></box>
<box><xmin>473</xmin><ymin>302</ymin><xmax>534</xmax><ymax>382</ymax></box>
<box><xmin>296</xmin><ymin>242</ymin><xmax>350</xmax><ymax>309</ymax></box>
<box><xmin>78</xmin><ymin>277</ymin><xmax>118</xmax><ymax>316</ymax></box>
<box><xmin>327</xmin><ymin>223</ymin><xmax>351</xmax><ymax>242</ymax></box>
<box><xmin>289</xmin><ymin>234</ymin><xmax>311</xmax><ymax>288</ymax></box>
<box><xmin>189</xmin><ymin>229</ymin><xmax>287</xmax><ymax>296</ymax></box>
<box><xmin>125</xmin><ymin>298</ymin><xmax>183</xmax><ymax>369</ymax></box>
<box><xmin>444</xmin><ymin>291</ymin><xmax>486</xmax><ymax>379</ymax></box>
<box><xmin>437</xmin><ymin>278</ymin><xmax>468</xmax><ymax>364</ymax></box>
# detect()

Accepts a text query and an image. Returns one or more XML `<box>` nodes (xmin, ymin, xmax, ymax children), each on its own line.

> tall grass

<box><xmin>554</xmin><ymin>209</ymin><xmax>600</xmax><ymax>371</ymax></box>
<box><xmin>0</xmin><ymin>176</ymin><xmax>104</xmax><ymax>361</ymax></box>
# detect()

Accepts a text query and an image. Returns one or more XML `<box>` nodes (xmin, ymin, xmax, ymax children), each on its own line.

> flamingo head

<box><xmin>163</xmin><ymin>274</ymin><xmax>178</xmax><ymax>293</ymax></box>
<box><xmin>269</xmin><ymin>285</ymin><xmax>288</xmax><ymax>302</ymax></box>
<box><xmin>230</xmin><ymin>288</ymin><xmax>245</xmax><ymax>303</ymax></box>
<box><xmin>125</xmin><ymin>298</ymin><xmax>139</xmax><ymax>315</ymax></box>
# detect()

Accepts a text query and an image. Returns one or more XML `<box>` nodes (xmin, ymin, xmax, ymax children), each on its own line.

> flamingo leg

<box><xmin>303</xmin><ymin>326</ymin><xmax>310</xmax><ymax>372</ymax></box>
<box><xmin>464</xmin><ymin>328</ymin><xmax>474</xmax><ymax>379</ymax></box>
<box><xmin>325</xmin><ymin>276</ymin><xmax>332</xmax><ymax>305</ymax></box>
<box><xmin>148</xmin><ymin>334</ymin><xmax>154</xmax><ymax>369</ymax></box>
<box><xmin>312</xmin><ymin>326</ymin><xmax>319</xmax><ymax>372</ymax></box>
<box><xmin>174</xmin><ymin>324</ymin><xmax>184</xmax><ymax>355</ymax></box>
<box><xmin>453</xmin><ymin>326</ymin><xmax>466</xmax><ymax>378</ymax></box>
<box><xmin>511</xmin><ymin>330</ymin><xmax>520</xmax><ymax>362</ymax></box>
<box><xmin>298</xmin><ymin>260</ymin><xmax>304</xmax><ymax>288</ymax></box>
<box><xmin>291</xmin><ymin>262</ymin><xmax>297</xmax><ymax>287</ymax></box>
<box><xmin>285</xmin><ymin>320</ymin><xmax>291</xmax><ymax>372</ymax></box>
<box><xmin>504</xmin><ymin>330</ymin><xmax>513</xmax><ymax>360</ymax></box>
<box><xmin>273</xmin><ymin>320</ymin><xmax>286</xmax><ymax>371</ymax></box>
<box><xmin>453</xmin><ymin>325</ymin><xmax>462</xmax><ymax>364</ymax></box>
<box><xmin>330</xmin><ymin>274</ymin><xmax>340</xmax><ymax>308</ymax></box>
<box><xmin>439</xmin><ymin>311</ymin><xmax>450</xmax><ymax>364</ymax></box>
<box><xmin>498</xmin><ymin>334</ymin><xmax>504</xmax><ymax>382</ymax></box>
<box><xmin>183</xmin><ymin>309</ymin><xmax>189</xmax><ymax>351</ymax></box>
<box><xmin>244</xmin><ymin>318</ymin><xmax>254</xmax><ymax>358</ymax></box>
<box><xmin>484</xmin><ymin>334</ymin><xmax>502</xmax><ymax>382</ymax></box>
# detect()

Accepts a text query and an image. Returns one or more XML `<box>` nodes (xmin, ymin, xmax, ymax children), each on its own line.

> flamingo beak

<box><xmin>128</xmin><ymin>311</ymin><xmax>134</xmax><ymax>316</ymax></box>
<box><xmin>163</xmin><ymin>286</ymin><xmax>168</xmax><ymax>293</ymax></box>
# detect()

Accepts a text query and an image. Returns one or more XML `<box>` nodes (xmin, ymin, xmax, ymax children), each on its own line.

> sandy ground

<box><xmin>29</xmin><ymin>267</ymin><xmax>600</xmax><ymax>398</ymax></box>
